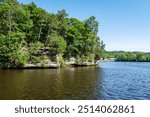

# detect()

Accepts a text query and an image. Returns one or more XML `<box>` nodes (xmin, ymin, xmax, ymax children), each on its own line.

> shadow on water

<box><xmin>0</xmin><ymin>67</ymin><xmax>103</xmax><ymax>100</ymax></box>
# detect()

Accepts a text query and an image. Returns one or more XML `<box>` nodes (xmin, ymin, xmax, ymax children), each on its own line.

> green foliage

<box><xmin>17</xmin><ymin>50</ymin><xmax>29</xmax><ymax>65</ymax></box>
<box><xmin>47</xmin><ymin>33</ymin><xmax>66</xmax><ymax>54</ymax></box>
<box><xmin>105</xmin><ymin>51</ymin><xmax>150</xmax><ymax>62</ymax></box>
<box><xmin>0</xmin><ymin>32</ymin><xmax>28</xmax><ymax>67</ymax></box>
<box><xmin>76</xmin><ymin>56</ymin><xmax>87</xmax><ymax>64</ymax></box>
<box><xmin>29</xmin><ymin>41</ymin><xmax>44</xmax><ymax>55</ymax></box>
<box><xmin>76</xmin><ymin>55</ymin><xmax>94</xmax><ymax>64</ymax></box>
<box><xmin>0</xmin><ymin>0</ymin><xmax>105</xmax><ymax>68</ymax></box>
<box><xmin>88</xmin><ymin>54</ymin><xmax>95</xmax><ymax>62</ymax></box>
<box><xmin>31</xmin><ymin>56</ymin><xmax>49</xmax><ymax>64</ymax></box>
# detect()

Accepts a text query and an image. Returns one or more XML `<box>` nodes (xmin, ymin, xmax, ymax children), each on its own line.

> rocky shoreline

<box><xmin>0</xmin><ymin>61</ymin><xmax>98</xmax><ymax>69</ymax></box>
<box><xmin>23</xmin><ymin>62</ymin><xmax>60</xmax><ymax>68</ymax></box>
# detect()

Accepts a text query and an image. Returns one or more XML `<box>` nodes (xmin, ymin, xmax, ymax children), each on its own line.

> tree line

<box><xmin>104</xmin><ymin>51</ymin><xmax>150</xmax><ymax>62</ymax></box>
<box><xmin>0</xmin><ymin>0</ymin><xmax>105</xmax><ymax>68</ymax></box>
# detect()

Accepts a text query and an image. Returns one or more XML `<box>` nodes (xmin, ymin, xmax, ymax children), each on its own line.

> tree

<box><xmin>57</xmin><ymin>9</ymin><xmax>68</xmax><ymax>38</ymax></box>
<box><xmin>47</xmin><ymin>33</ymin><xmax>66</xmax><ymax>54</ymax></box>
<box><xmin>80</xmin><ymin>16</ymin><xmax>100</xmax><ymax>56</ymax></box>
<box><xmin>65</xmin><ymin>18</ymin><xmax>85</xmax><ymax>58</ymax></box>
<box><xmin>84</xmin><ymin>16</ymin><xmax>99</xmax><ymax>34</ymax></box>
<box><xmin>0</xmin><ymin>32</ymin><xmax>29</xmax><ymax>67</ymax></box>
<box><xmin>0</xmin><ymin>1</ymin><xmax>105</xmax><ymax>68</ymax></box>
<box><xmin>45</xmin><ymin>14</ymin><xmax>59</xmax><ymax>47</ymax></box>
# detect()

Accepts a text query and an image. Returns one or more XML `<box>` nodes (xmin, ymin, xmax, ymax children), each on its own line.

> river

<box><xmin>0</xmin><ymin>62</ymin><xmax>150</xmax><ymax>100</ymax></box>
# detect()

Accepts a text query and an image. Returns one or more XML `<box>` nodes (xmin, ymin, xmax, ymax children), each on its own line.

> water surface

<box><xmin>0</xmin><ymin>62</ymin><xmax>150</xmax><ymax>100</ymax></box>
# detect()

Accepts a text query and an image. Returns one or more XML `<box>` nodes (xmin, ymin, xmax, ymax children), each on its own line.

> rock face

<box><xmin>65</xmin><ymin>57</ymin><xmax>76</xmax><ymax>65</ymax></box>
<box><xmin>0</xmin><ymin>56</ymin><xmax>99</xmax><ymax>69</ymax></box>
<box><xmin>65</xmin><ymin>57</ymin><xmax>98</xmax><ymax>66</ymax></box>
<box><xmin>23</xmin><ymin>62</ymin><xmax>60</xmax><ymax>68</ymax></box>
<box><xmin>22</xmin><ymin>61</ymin><xmax>97</xmax><ymax>68</ymax></box>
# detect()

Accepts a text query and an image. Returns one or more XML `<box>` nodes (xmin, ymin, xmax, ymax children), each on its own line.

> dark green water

<box><xmin>0</xmin><ymin>62</ymin><xmax>150</xmax><ymax>100</ymax></box>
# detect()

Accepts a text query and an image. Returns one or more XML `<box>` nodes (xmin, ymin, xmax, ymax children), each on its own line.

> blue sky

<box><xmin>18</xmin><ymin>0</ymin><xmax>150</xmax><ymax>52</ymax></box>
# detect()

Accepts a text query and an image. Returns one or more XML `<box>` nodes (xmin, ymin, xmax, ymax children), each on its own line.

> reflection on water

<box><xmin>0</xmin><ymin>67</ymin><xmax>102</xmax><ymax>100</ymax></box>
<box><xmin>0</xmin><ymin>62</ymin><xmax>150</xmax><ymax>100</ymax></box>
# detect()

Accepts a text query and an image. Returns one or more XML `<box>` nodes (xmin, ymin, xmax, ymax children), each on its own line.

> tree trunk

<box><xmin>8</xmin><ymin>10</ymin><xmax>12</xmax><ymax>32</ymax></box>
<box><xmin>38</xmin><ymin>26</ymin><xmax>42</xmax><ymax>41</ymax></box>
<box><xmin>45</xmin><ymin>24</ymin><xmax>52</xmax><ymax>47</ymax></box>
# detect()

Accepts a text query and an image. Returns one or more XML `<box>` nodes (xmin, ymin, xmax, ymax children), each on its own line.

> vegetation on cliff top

<box><xmin>0</xmin><ymin>0</ymin><xmax>105</xmax><ymax>68</ymax></box>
